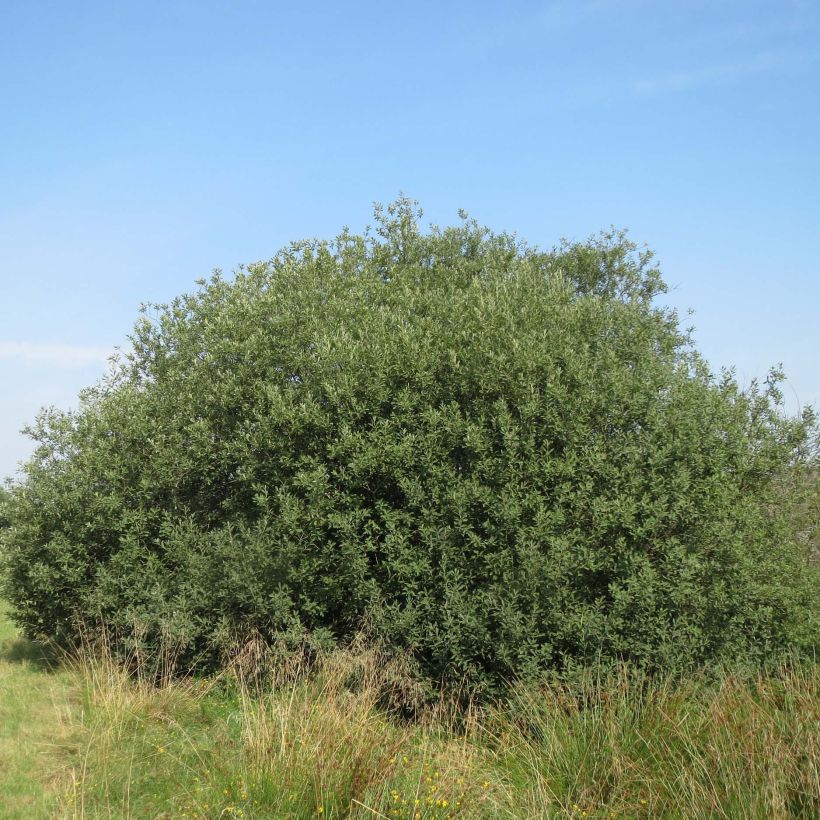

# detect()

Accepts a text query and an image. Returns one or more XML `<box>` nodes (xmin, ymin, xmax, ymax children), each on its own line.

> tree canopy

<box><xmin>2</xmin><ymin>198</ymin><xmax>817</xmax><ymax>693</ymax></box>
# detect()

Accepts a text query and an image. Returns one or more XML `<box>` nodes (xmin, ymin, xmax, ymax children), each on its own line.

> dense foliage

<box><xmin>0</xmin><ymin>487</ymin><xmax>10</xmax><ymax>529</ymax></box>
<box><xmin>2</xmin><ymin>199</ymin><xmax>818</xmax><ymax>692</ymax></box>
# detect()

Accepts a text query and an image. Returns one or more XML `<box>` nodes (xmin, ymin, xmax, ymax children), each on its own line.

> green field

<box><xmin>1</xmin><ymin>604</ymin><xmax>817</xmax><ymax>819</ymax></box>
<box><xmin>0</xmin><ymin>603</ymin><xmax>79</xmax><ymax>818</ymax></box>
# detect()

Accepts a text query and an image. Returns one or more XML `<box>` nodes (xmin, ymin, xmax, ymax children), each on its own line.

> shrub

<box><xmin>2</xmin><ymin>198</ymin><xmax>818</xmax><ymax>694</ymax></box>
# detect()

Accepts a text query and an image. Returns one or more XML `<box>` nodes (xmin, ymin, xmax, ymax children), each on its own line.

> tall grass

<box><xmin>57</xmin><ymin>633</ymin><xmax>819</xmax><ymax>819</ymax></box>
<box><xmin>59</xmin><ymin>632</ymin><xmax>493</xmax><ymax>818</ymax></box>
<box><xmin>484</xmin><ymin>665</ymin><xmax>819</xmax><ymax>818</ymax></box>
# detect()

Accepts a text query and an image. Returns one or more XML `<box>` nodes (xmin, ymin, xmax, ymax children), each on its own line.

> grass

<box><xmin>0</xmin><ymin>603</ymin><xmax>80</xmax><ymax>819</ymax></box>
<box><xmin>0</xmin><ymin>604</ymin><xmax>818</xmax><ymax>818</ymax></box>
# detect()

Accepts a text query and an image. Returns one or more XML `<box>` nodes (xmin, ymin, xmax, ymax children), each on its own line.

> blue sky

<box><xmin>1</xmin><ymin>0</ymin><xmax>818</xmax><ymax>479</ymax></box>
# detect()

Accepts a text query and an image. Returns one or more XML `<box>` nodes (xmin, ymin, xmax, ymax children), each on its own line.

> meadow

<box><xmin>1</xmin><ymin>601</ymin><xmax>817</xmax><ymax>819</ymax></box>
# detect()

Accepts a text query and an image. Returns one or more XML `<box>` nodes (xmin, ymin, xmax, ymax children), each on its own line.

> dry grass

<box><xmin>1</xmin><ymin>605</ymin><xmax>817</xmax><ymax>818</ymax></box>
<box><xmin>56</xmin><ymin>632</ymin><xmax>494</xmax><ymax>818</ymax></box>
<box><xmin>50</xmin><ymin>630</ymin><xmax>820</xmax><ymax>819</ymax></box>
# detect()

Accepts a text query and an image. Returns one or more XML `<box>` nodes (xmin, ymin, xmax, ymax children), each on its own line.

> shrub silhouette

<box><xmin>2</xmin><ymin>198</ymin><xmax>818</xmax><ymax>693</ymax></box>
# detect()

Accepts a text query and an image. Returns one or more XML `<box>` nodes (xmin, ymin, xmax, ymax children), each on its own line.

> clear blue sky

<box><xmin>2</xmin><ymin>0</ymin><xmax>818</xmax><ymax>479</ymax></box>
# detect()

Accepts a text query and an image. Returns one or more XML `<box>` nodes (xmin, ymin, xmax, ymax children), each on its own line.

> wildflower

<box><xmin>317</xmin><ymin>807</ymin><xmax>324</xmax><ymax>815</ymax></box>
<box><xmin>482</xmin><ymin>781</ymin><xmax>490</xmax><ymax>790</ymax></box>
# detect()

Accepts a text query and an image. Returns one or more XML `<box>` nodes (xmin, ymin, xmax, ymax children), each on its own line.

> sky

<box><xmin>1</xmin><ymin>0</ymin><xmax>818</xmax><ymax>479</ymax></box>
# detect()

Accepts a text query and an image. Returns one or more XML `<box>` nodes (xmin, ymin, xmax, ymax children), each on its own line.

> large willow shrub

<box><xmin>2</xmin><ymin>199</ymin><xmax>817</xmax><ymax>691</ymax></box>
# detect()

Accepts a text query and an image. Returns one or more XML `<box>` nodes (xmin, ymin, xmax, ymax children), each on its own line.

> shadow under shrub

<box><xmin>2</xmin><ymin>197</ymin><xmax>818</xmax><ymax>698</ymax></box>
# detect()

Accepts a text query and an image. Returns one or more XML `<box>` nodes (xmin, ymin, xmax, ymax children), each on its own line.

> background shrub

<box><xmin>2</xmin><ymin>198</ymin><xmax>818</xmax><ymax>694</ymax></box>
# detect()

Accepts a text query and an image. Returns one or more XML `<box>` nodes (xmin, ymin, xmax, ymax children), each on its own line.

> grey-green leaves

<box><xmin>2</xmin><ymin>198</ymin><xmax>817</xmax><ymax>696</ymax></box>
